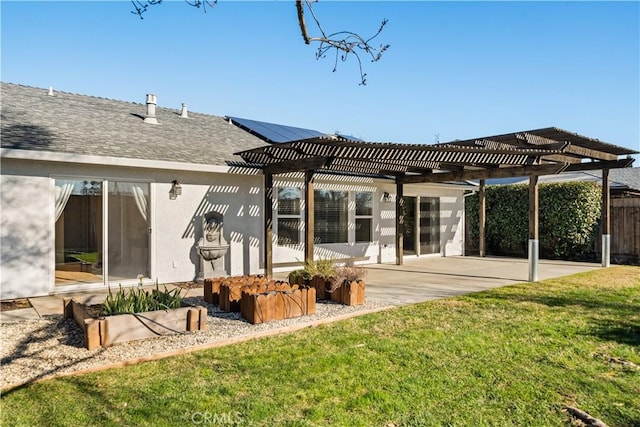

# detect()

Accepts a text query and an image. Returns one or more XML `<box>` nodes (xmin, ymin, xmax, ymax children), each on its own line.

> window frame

<box><xmin>275</xmin><ymin>186</ymin><xmax>302</xmax><ymax>245</ymax></box>
<box><xmin>355</xmin><ymin>191</ymin><xmax>373</xmax><ymax>243</ymax></box>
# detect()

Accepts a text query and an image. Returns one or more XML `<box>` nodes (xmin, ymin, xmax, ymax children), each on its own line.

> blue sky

<box><xmin>2</xmin><ymin>1</ymin><xmax>639</xmax><ymax>157</ymax></box>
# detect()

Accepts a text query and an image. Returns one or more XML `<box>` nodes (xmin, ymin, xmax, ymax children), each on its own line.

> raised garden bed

<box><xmin>63</xmin><ymin>298</ymin><xmax>207</xmax><ymax>350</ymax></box>
<box><xmin>241</xmin><ymin>286</ymin><xmax>316</xmax><ymax>324</ymax></box>
<box><xmin>204</xmin><ymin>275</ymin><xmax>277</xmax><ymax>311</ymax></box>
<box><xmin>330</xmin><ymin>280</ymin><xmax>366</xmax><ymax>305</ymax></box>
<box><xmin>291</xmin><ymin>275</ymin><xmax>366</xmax><ymax>306</ymax></box>
<box><xmin>288</xmin><ymin>262</ymin><xmax>367</xmax><ymax>306</ymax></box>
<box><xmin>201</xmin><ymin>275</ymin><xmax>316</xmax><ymax>324</ymax></box>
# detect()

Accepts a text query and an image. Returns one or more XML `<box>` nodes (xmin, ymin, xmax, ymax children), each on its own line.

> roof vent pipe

<box><xmin>144</xmin><ymin>94</ymin><xmax>159</xmax><ymax>125</ymax></box>
<box><xmin>180</xmin><ymin>103</ymin><xmax>188</xmax><ymax>118</ymax></box>
<box><xmin>47</xmin><ymin>86</ymin><xmax>54</xmax><ymax>96</ymax></box>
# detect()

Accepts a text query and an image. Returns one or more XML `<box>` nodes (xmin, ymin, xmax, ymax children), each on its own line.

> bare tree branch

<box><xmin>131</xmin><ymin>0</ymin><xmax>218</xmax><ymax>19</ymax></box>
<box><xmin>130</xmin><ymin>0</ymin><xmax>389</xmax><ymax>85</ymax></box>
<box><xmin>296</xmin><ymin>0</ymin><xmax>389</xmax><ymax>85</ymax></box>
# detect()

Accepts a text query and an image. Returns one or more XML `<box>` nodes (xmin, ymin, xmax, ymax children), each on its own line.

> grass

<box><xmin>2</xmin><ymin>266</ymin><xmax>639</xmax><ymax>426</ymax></box>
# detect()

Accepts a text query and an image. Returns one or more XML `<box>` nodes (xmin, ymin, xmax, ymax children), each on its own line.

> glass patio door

<box><xmin>107</xmin><ymin>181</ymin><xmax>150</xmax><ymax>284</ymax></box>
<box><xmin>55</xmin><ymin>180</ymin><xmax>104</xmax><ymax>285</ymax></box>
<box><xmin>419</xmin><ymin>197</ymin><xmax>440</xmax><ymax>255</ymax></box>
<box><xmin>402</xmin><ymin>196</ymin><xmax>417</xmax><ymax>255</ymax></box>
<box><xmin>55</xmin><ymin>179</ymin><xmax>150</xmax><ymax>287</ymax></box>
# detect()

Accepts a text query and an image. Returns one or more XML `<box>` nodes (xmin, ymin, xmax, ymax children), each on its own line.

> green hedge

<box><xmin>466</xmin><ymin>181</ymin><xmax>601</xmax><ymax>260</ymax></box>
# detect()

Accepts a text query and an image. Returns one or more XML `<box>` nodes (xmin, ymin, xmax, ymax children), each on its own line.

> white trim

<box><xmin>149</xmin><ymin>182</ymin><xmax>157</xmax><ymax>283</ymax></box>
<box><xmin>1</xmin><ymin>148</ymin><xmax>261</xmax><ymax>175</ymax></box>
<box><xmin>103</xmin><ymin>179</ymin><xmax>110</xmax><ymax>286</ymax></box>
<box><xmin>49</xmin><ymin>179</ymin><xmax>57</xmax><ymax>293</ymax></box>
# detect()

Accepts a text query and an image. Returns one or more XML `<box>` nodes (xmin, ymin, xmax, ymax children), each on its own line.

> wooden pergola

<box><xmin>235</xmin><ymin>127</ymin><xmax>637</xmax><ymax>281</ymax></box>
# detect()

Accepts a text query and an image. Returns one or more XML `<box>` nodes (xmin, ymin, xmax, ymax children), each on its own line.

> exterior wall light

<box><xmin>170</xmin><ymin>180</ymin><xmax>182</xmax><ymax>199</ymax></box>
<box><xmin>382</xmin><ymin>191</ymin><xmax>391</xmax><ymax>202</ymax></box>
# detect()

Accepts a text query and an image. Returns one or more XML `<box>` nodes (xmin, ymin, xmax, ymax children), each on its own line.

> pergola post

<box><xmin>304</xmin><ymin>170</ymin><xmax>315</xmax><ymax>266</ymax></box>
<box><xmin>528</xmin><ymin>175</ymin><xmax>539</xmax><ymax>282</ymax></box>
<box><xmin>479</xmin><ymin>179</ymin><xmax>486</xmax><ymax>257</ymax></box>
<box><xmin>396</xmin><ymin>180</ymin><xmax>404</xmax><ymax>265</ymax></box>
<box><xmin>264</xmin><ymin>173</ymin><xmax>273</xmax><ymax>278</ymax></box>
<box><xmin>601</xmin><ymin>168</ymin><xmax>611</xmax><ymax>267</ymax></box>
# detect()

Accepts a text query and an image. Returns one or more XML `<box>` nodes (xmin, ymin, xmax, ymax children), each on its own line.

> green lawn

<box><xmin>2</xmin><ymin>267</ymin><xmax>639</xmax><ymax>426</ymax></box>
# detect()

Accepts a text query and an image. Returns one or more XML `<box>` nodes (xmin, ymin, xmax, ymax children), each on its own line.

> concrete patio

<box><xmin>363</xmin><ymin>256</ymin><xmax>601</xmax><ymax>306</ymax></box>
<box><xmin>0</xmin><ymin>256</ymin><xmax>601</xmax><ymax>322</ymax></box>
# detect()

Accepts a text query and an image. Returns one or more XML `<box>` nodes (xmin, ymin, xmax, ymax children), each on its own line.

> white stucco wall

<box><xmin>152</xmin><ymin>170</ymin><xmax>263</xmax><ymax>283</ymax></box>
<box><xmin>0</xmin><ymin>158</ymin><xmax>265</xmax><ymax>298</ymax></box>
<box><xmin>0</xmin><ymin>157</ymin><xmax>469</xmax><ymax>299</ymax></box>
<box><xmin>1</xmin><ymin>162</ymin><xmax>53</xmax><ymax>299</ymax></box>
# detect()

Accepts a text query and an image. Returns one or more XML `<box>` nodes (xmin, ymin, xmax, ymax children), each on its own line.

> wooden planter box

<box><xmin>329</xmin><ymin>280</ymin><xmax>366</xmax><ymax>306</ymax></box>
<box><xmin>215</xmin><ymin>276</ymin><xmax>292</xmax><ymax>312</ymax></box>
<box><xmin>204</xmin><ymin>275</ymin><xmax>271</xmax><ymax>307</ymax></box>
<box><xmin>63</xmin><ymin>298</ymin><xmax>207</xmax><ymax>350</ymax></box>
<box><xmin>203</xmin><ymin>277</ymin><xmax>222</xmax><ymax>305</ymax></box>
<box><xmin>241</xmin><ymin>286</ymin><xmax>316</xmax><ymax>324</ymax></box>
<box><xmin>310</xmin><ymin>275</ymin><xmax>328</xmax><ymax>300</ymax></box>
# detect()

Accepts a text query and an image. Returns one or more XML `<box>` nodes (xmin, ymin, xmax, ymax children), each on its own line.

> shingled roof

<box><xmin>0</xmin><ymin>82</ymin><xmax>266</xmax><ymax>166</ymax></box>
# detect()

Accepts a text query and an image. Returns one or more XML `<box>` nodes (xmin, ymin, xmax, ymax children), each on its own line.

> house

<box><xmin>1</xmin><ymin>83</ymin><xmax>472</xmax><ymax>299</ymax></box>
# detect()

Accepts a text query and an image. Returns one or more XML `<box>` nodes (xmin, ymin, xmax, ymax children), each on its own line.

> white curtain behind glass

<box><xmin>132</xmin><ymin>184</ymin><xmax>148</xmax><ymax>223</ymax></box>
<box><xmin>54</xmin><ymin>180</ymin><xmax>74</xmax><ymax>222</ymax></box>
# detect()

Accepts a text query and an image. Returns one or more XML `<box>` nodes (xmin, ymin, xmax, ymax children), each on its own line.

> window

<box><xmin>314</xmin><ymin>190</ymin><xmax>348</xmax><ymax>243</ymax></box>
<box><xmin>54</xmin><ymin>179</ymin><xmax>150</xmax><ymax>286</ymax></box>
<box><xmin>276</xmin><ymin>187</ymin><xmax>301</xmax><ymax>244</ymax></box>
<box><xmin>355</xmin><ymin>191</ymin><xmax>373</xmax><ymax>242</ymax></box>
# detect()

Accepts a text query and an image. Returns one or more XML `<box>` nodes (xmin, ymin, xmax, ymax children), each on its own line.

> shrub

<box><xmin>300</xmin><ymin>258</ymin><xmax>335</xmax><ymax>278</ymax></box>
<box><xmin>466</xmin><ymin>181</ymin><xmax>601</xmax><ymax>260</ymax></box>
<box><xmin>328</xmin><ymin>264</ymin><xmax>368</xmax><ymax>293</ymax></box>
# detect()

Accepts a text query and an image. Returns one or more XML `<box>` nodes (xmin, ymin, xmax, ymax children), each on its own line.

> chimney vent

<box><xmin>180</xmin><ymin>103</ymin><xmax>188</xmax><ymax>118</ymax></box>
<box><xmin>47</xmin><ymin>86</ymin><xmax>54</xmax><ymax>96</ymax></box>
<box><xmin>144</xmin><ymin>94</ymin><xmax>159</xmax><ymax>125</ymax></box>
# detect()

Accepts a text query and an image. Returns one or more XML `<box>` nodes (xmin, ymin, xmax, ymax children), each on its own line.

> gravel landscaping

<box><xmin>0</xmin><ymin>297</ymin><xmax>390</xmax><ymax>390</ymax></box>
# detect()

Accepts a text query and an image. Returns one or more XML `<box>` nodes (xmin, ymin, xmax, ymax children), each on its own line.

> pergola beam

<box><xmin>400</xmin><ymin>163</ymin><xmax>569</xmax><ymax>184</ymax></box>
<box><xmin>263</xmin><ymin>156</ymin><xmax>330</xmax><ymax>175</ymax></box>
<box><xmin>516</xmin><ymin>132</ymin><xmax>618</xmax><ymax>161</ymax></box>
<box><xmin>565</xmin><ymin>158</ymin><xmax>634</xmax><ymax>172</ymax></box>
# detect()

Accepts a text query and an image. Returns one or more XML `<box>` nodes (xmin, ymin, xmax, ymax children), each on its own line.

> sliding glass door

<box><xmin>402</xmin><ymin>196</ymin><xmax>440</xmax><ymax>256</ymax></box>
<box><xmin>55</xmin><ymin>180</ymin><xmax>104</xmax><ymax>285</ymax></box>
<box><xmin>54</xmin><ymin>179</ymin><xmax>150</xmax><ymax>287</ymax></box>
<box><xmin>419</xmin><ymin>197</ymin><xmax>440</xmax><ymax>255</ymax></box>
<box><xmin>107</xmin><ymin>181</ymin><xmax>150</xmax><ymax>283</ymax></box>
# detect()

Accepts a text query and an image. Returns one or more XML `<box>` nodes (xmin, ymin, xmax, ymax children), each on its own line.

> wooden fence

<box><xmin>596</xmin><ymin>197</ymin><xmax>640</xmax><ymax>265</ymax></box>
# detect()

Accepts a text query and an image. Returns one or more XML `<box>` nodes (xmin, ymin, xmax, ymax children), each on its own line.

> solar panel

<box><xmin>334</xmin><ymin>133</ymin><xmax>363</xmax><ymax>142</ymax></box>
<box><xmin>227</xmin><ymin>116</ymin><xmax>328</xmax><ymax>144</ymax></box>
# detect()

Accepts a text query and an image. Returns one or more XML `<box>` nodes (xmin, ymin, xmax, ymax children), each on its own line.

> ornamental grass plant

<box><xmin>100</xmin><ymin>283</ymin><xmax>183</xmax><ymax>316</ymax></box>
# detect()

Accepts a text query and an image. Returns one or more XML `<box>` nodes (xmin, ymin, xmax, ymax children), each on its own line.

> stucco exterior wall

<box><xmin>1</xmin><ymin>161</ymin><xmax>52</xmax><ymax>299</ymax></box>
<box><xmin>0</xmin><ymin>158</ymin><xmax>265</xmax><ymax>298</ymax></box>
<box><xmin>152</xmin><ymin>170</ymin><xmax>263</xmax><ymax>283</ymax></box>
<box><xmin>1</xmin><ymin>158</ymin><xmax>469</xmax><ymax>299</ymax></box>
